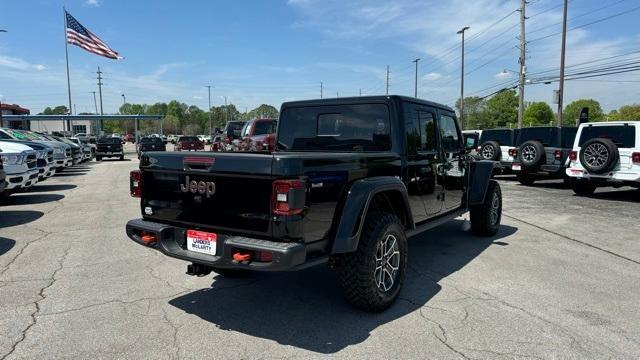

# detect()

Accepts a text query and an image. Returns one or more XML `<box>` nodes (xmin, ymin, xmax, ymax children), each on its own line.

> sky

<box><xmin>0</xmin><ymin>0</ymin><xmax>639</xmax><ymax>115</ymax></box>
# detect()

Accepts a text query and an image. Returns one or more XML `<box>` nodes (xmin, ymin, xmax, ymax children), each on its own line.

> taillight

<box><xmin>509</xmin><ymin>148</ymin><xmax>518</xmax><ymax>157</ymax></box>
<box><xmin>554</xmin><ymin>150</ymin><xmax>562</xmax><ymax>160</ymax></box>
<box><xmin>569</xmin><ymin>151</ymin><xmax>577</xmax><ymax>161</ymax></box>
<box><xmin>272</xmin><ymin>179</ymin><xmax>305</xmax><ymax>215</ymax></box>
<box><xmin>632</xmin><ymin>152</ymin><xmax>640</xmax><ymax>164</ymax></box>
<box><xmin>130</xmin><ymin>170</ymin><xmax>142</xmax><ymax>197</ymax></box>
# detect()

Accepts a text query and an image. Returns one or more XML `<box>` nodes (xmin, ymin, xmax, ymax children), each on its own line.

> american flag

<box><xmin>65</xmin><ymin>10</ymin><xmax>121</xmax><ymax>60</ymax></box>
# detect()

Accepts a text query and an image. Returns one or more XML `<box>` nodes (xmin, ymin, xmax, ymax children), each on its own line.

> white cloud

<box><xmin>494</xmin><ymin>71</ymin><xmax>512</xmax><ymax>80</ymax></box>
<box><xmin>34</xmin><ymin>64</ymin><xmax>46</xmax><ymax>71</ymax></box>
<box><xmin>424</xmin><ymin>72</ymin><xmax>447</xmax><ymax>81</ymax></box>
<box><xmin>84</xmin><ymin>0</ymin><xmax>102</xmax><ymax>7</ymax></box>
<box><xmin>0</xmin><ymin>55</ymin><xmax>47</xmax><ymax>71</ymax></box>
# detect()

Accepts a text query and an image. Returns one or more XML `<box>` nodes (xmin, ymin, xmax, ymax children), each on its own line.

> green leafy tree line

<box><xmin>39</xmin><ymin>102</ymin><xmax>279</xmax><ymax>135</ymax></box>
<box><xmin>456</xmin><ymin>91</ymin><xmax>635</xmax><ymax>129</ymax></box>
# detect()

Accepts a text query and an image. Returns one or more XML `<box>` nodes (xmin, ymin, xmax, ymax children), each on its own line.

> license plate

<box><xmin>512</xmin><ymin>164</ymin><xmax>521</xmax><ymax>171</ymax></box>
<box><xmin>186</xmin><ymin>230</ymin><xmax>217</xmax><ymax>255</ymax></box>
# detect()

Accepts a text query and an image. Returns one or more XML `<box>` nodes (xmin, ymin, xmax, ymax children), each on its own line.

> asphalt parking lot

<box><xmin>1</xmin><ymin>145</ymin><xmax>639</xmax><ymax>359</ymax></box>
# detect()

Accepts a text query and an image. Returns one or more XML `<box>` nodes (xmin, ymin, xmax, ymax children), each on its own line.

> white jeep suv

<box><xmin>565</xmin><ymin>121</ymin><xmax>640</xmax><ymax>195</ymax></box>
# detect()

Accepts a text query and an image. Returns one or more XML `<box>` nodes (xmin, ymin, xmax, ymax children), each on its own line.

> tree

<box><xmin>523</xmin><ymin>101</ymin><xmax>554</xmax><ymax>126</ymax></box>
<box><xmin>563</xmin><ymin>99</ymin><xmax>604</xmax><ymax>126</ymax></box>
<box><xmin>483</xmin><ymin>89</ymin><xmax>518</xmax><ymax>128</ymax></box>
<box><xmin>39</xmin><ymin>105</ymin><xmax>69</xmax><ymax>115</ymax></box>
<box><xmin>243</xmin><ymin>104</ymin><xmax>279</xmax><ymax>120</ymax></box>
<box><xmin>455</xmin><ymin>96</ymin><xmax>489</xmax><ymax>129</ymax></box>
<box><xmin>610</xmin><ymin>104</ymin><xmax>640</xmax><ymax>121</ymax></box>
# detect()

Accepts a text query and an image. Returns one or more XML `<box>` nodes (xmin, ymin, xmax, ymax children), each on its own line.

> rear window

<box><xmin>278</xmin><ymin>104</ymin><xmax>391</xmax><ymax>152</ymax></box>
<box><xmin>98</xmin><ymin>137</ymin><xmax>121</xmax><ymax>144</ymax></box>
<box><xmin>179</xmin><ymin>136</ymin><xmax>200</xmax><ymax>142</ymax></box>
<box><xmin>517</xmin><ymin>127</ymin><xmax>559</xmax><ymax>147</ymax></box>
<box><xmin>561</xmin><ymin>127</ymin><xmax>578</xmax><ymax>148</ymax></box>
<box><xmin>253</xmin><ymin>120</ymin><xmax>277</xmax><ymax>136</ymax></box>
<box><xmin>578</xmin><ymin>125</ymin><xmax>636</xmax><ymax>148</ymax></box>
<box><xmin>479</xmin><ymin>129</ymin><xmax>514</xmax><ymax>146</ymax></box>
<box><xmin>141</xmin><ymin>137</ymin><xmax>163</xmax><ymax>143</ymax></box>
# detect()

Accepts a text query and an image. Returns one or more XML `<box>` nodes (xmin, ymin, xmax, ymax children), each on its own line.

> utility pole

<box><xmin>73</xmin><ymin>104</ymin><xmax>77</xmax><ymax>115</ymax></box>
<box><xmin>121</xmin><ymin>93</ymin><xmax>126</xmax><ymax>106</ymax></box>
<box><xmin>412</xmin><ymin>59</ymin><xmax>420</xmax><ymax>98</ymax></box>
<box><xmin>97</xmin><ymin>66</ymin><xmax>104</xmax><ymax>133</ymax></box>
<box><xmin>90</xmin><ymin>91</ymin><xmax>98</xmax><ymax>114</ymax></box>
<box><xmin>320</xmin><ymin>82</ymin><xmax>323</xmax><ymax>99</ymax></box>
<box><xmin>457</xmin><ymin>26</ymin><xmax>470</xmax><ymax>129</ymax></box>
<box><xmin>0</xmin><ymin>99</ymin><xmax>4</xmax><ymax>128</ymax></box>
<box><xmin>386</xmin><ymin>65</ymin><xmax>390</xmax><ymax>95</ymax></box>
<box><xmin>517</xmin><ymin>0</ymin><xmax>527</xmax><ymax>129</ymax></box>
<box><xmin>557</xmin><ymin>0</ymin><xmax>568</xmax><ymax>127</ymax></box>
<box><xmin>224</xmin><ymin>96</ymin><xmax>228</xmax><ymax>123</ymax></box>
<box><xmin>206</xmin><ymin>85</ymin><xmax>212</xmax><ymax>135</ymax></box>
<box><xmin>359</xmin><ymin>88</ymin><xmax>362</xmax><ymax>96</ymax></box>
<box><xmin>336</xmin><ymin>92</ymin><xmax>339</xmax><ymax>98</ymax></box>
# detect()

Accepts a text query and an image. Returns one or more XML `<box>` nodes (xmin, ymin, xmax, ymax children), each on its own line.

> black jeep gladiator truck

<box><xmin>126</xmin><ymin>96</ymin><xmax>502</xmax><ymax>311</ymax></box>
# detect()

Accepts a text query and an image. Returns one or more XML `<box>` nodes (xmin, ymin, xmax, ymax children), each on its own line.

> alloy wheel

<box><xmin>489</xmin><ymin>191</ymin><xmax>500</xmax><ymax>225</ymax></box>
<box><xmin>584</xmin><ymin>143</ymin><xmax>608</xmax><ymax>168</ymax></box>
<box><xmin>374</xmin><ymin>234</ymin><xmax>400</xmax><ymax>292</ymax></box>
<box><xmin>522</xmin><ymin>145</ymin><xmax>536</xmax><ymax>163</ymax></box>
<box><xmin>482</xmin><ymin>145</ymin><xmax>495</xmax><ymax>160</ymax></box>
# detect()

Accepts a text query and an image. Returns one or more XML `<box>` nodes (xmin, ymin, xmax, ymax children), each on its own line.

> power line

<box><xmin>527</xmin><ymin>0</ymin><xmax>629</xmax><ymax>36</ymax></box>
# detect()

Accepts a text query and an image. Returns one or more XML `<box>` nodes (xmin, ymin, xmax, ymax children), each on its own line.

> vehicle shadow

<box><xmin>169</xmin><ymin>220</ymin><xmax>517</xmax><ymax>353</ymax></box>
<box><xmin>0</xmin><ymin>237</ymin><xmax>16</xmax><ymax>256</ymax></box>
<box><xmin>0</xmin><ymin>210</ymin><xmax>44</xmax><ymax>228</ymax></box>
<box><xmin>584</xmin><ymin>188</ymin><xmax>640</xmax><ymax>203</ymax></box>
<box><xmin>54</xmin><ymin>172</ymin><xmax>87</xmax><ymax>177</ymax></box>
<box><xmin>98</xmin><ymin>158</ymin><xmax>131</xmax><ymax>162</ymax></box>
<box><xmin>1</xmin><ymin>193</ymin><xmax>64</xmax><ymax>206</ymax></box>
<box><xmin>523</xmin><ymin>180</ymin><xmax>570</xmax><ymax>190</ymax></box>
<box><xmin>28</xmin><ymin>184</ymin><xmax>77</xmax><ymax>192</ymax></box>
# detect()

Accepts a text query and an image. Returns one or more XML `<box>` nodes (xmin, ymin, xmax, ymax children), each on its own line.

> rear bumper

<box><xmin>96</xmin><ymin>151</ymin><xmax>124</xmax><ymax>157</ymax></box>
<box><xmin>512</xmin><ymin>162</ymin><xmax>565</xmax><ymax>176</ymax></box>
<box><xmin>566</xmin><ymin>167</ymin><xmax>640</xmax><ymax>182</ymax></box>
<box><xmin>125</xmin><ymin>218</ymin><xmax>308</xmax><ymax>271</ymax></box>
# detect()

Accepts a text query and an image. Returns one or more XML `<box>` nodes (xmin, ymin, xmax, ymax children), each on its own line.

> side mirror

<box><xmin>465</xmin><ymin>137</ymin><xmax>476</xmax><ymax>150</ymax></box>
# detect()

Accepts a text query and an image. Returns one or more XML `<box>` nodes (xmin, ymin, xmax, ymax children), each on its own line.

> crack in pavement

<box><xmin>0</xmin><ymin>244</ymin><xmax>71</xmax><ymax>360</ymax></box>
<box><xmin>503</xmin><ymin>213</ymin><xmax>640</xmax><ymax>266</ymax></box>
<box><xmin>161</xmin><ymin>307</ymin><xmax>181</xmax><ymax>360</ymax></box>
<box><xmin>0</xmin><ymin>229</ymin><xmax>53</xmax><ymax>279</ymax></box>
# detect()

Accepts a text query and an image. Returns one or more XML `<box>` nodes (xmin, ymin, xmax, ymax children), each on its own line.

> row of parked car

<box><xmin>134</xmin><ymin>118</ymin><xmax>278</xmax><ymax>157</ymax></box>
<box><xmin>0</xmin><ymin>128</ymin><xmax>131</xmax><ymax>199</ymax></box>
<box><xmin>0</xmin><ymin>128</ymin><xmax>96</xmax><ymax>199</ymax></box>
<box><xmin>463</xmin><ymin>121</ymin><xmax>640</xmax><ymax>195</ymax></box>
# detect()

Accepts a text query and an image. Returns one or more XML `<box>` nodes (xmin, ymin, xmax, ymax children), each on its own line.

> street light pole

<box><xmin>121</xmin><ymin>93</ymin><xmax>126</xmax><ymax>106</ymax></box>
<box><xmin>412</xmin><ymin>59</ymin><xmax>420</xmax><ymax>98</ymax></box>
<box><xmin>206</xmin><ymin>85</ymin><xmax>212</xmax><ymax>135</ymax></box>
<box><xmin>457</xmin><ymin>26</ymin><xmax>470</xmax><ymax>129</ymax></box>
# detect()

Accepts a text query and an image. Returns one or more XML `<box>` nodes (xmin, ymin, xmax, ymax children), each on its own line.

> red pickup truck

<box><xmin>175</xmin><ymin>136</ymin><xmax>204</xmax><ymax>151</ymax></box>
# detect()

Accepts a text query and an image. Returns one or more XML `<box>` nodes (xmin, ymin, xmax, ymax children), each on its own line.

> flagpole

<box><xmin>63</xmin><ymin>7</ymin><xmax>72</xmax><ymax>132</ymax></box>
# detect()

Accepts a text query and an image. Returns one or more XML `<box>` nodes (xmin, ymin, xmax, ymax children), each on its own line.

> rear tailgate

<box><xmin>140</xmin><ymin>152</ymin><xmax>275</xmax><ymax>237</ymax></box>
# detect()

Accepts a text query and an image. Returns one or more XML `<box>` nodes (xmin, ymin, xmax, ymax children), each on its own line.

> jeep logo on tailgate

<box><xmin>180</xmin><ymin>176</ymin><xmax>216</xmax><ymax>198</ymax></box>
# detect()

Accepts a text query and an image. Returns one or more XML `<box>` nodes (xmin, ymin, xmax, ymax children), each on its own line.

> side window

<box><xmin>0</xmin><ymin>131</ymin><xmax>12</xmax><ymax>139</ymax></box>
<box><xmin>438</xmin><ymin>114</ymin><xmax>461</xmax><ymax>152</ymax></box>
<box><xmin>417</xmin><ymin>111</ymin><xmax>437</xmax><ymax>152</ymax></box>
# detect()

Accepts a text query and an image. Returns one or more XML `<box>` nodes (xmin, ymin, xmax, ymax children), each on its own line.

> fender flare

<box><xmin>467</xmin><ymin>160</ymin><xmax>497</xmax><ymax>206</ymax></box>
<box><xmin>331</xmin><ymin>176</ymin><xmax>414</xmax><ymax>254</ymax></box>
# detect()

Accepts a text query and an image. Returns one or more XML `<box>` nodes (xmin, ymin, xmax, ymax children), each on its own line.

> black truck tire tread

<box><xmin>333</xmin><ymin>212</ymin><xmax>407</xmax><ymax>312</ymax></box>
<box><xmin>470</xmin><ymin>180</ymin><xmax>502</xmax><ymax>237</ymax></box>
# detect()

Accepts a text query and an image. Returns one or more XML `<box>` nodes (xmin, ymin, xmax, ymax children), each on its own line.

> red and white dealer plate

<box><xmin>186</xmin><ymin>230</ymin><xmax>217</xmax><ymax>256</ymax></box>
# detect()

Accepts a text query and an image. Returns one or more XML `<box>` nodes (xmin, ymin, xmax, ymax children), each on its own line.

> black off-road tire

<box><xmin>516</xmin><ymin>171</ymin><xmax>535</xmax><ymax>186</ymax></box>
<box><xmin>470</xmin><ymin>180</ymin><xmax>502</xmax><ymax>236</ymax></box>
<box><xmin>96</xmin><ymin>156</ymin><xmax>102</xmax><ymax>161</ymax></box>
<box><xmin>579</xmin><ymin>138</ymin><xmax>618</xmax><ymax>174</ymax></box>
<box><xmin>480</xmin><ymin>141</ymin><xmax>501</xmax><ymax>161</ymax></box>
<box><xmin>120</xmin><ymin>155</ymin><xmax>125</xmax><ymax>161</ymax></box>
<box><xmin>571</xmin><ymin>179</ymin><xmax>596</xmax><ymax>196</ymax></box>
<box><xmin>333</xmin><ymin>212</ymin><xmax>407</xmax><ymax>312</ymax></box>
<box><xmin>519</xmin><ymin>140</ymin><xmax>545</xmax><ymax>169</ymax></box>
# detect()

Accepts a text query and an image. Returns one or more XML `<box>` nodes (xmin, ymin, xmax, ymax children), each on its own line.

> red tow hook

<box><xmin>140</xmin><ymin>232</ymin><xmax>157</xmax><ymax>245</ymax></box>
<box><xmin>233</xmin><ymin>252</ymin><xmax>252</xmax><ymax>262</ymax></box>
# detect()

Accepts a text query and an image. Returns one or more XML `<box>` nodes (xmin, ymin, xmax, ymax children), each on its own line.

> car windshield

<box><xmin>516</xmin><ymin>127</ymin><xmax>560</xmax><ymax>147</ymax></box>
<box><xmin>578</xmin><ymin>124</ymin><xmax>636</xmax><ymax>148</ymax></box>
<box><xmin>278</xmin><ymin>104</ymin><xmax>391</xmax><ymax>152</ymax></box>
<box><xmin>179</xmin><ymin>136</ymin><xmax>200</xmax><ymax>142</ymax></box>
<box><xmin>479</xmin><ymin>129</ymin><xmax>514</xmax><ymax>146</ymax></box>
<box><xmin>98</xmin><ymin>137</ymin><xmax>122</xmax><ymax>144</ymax></box>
